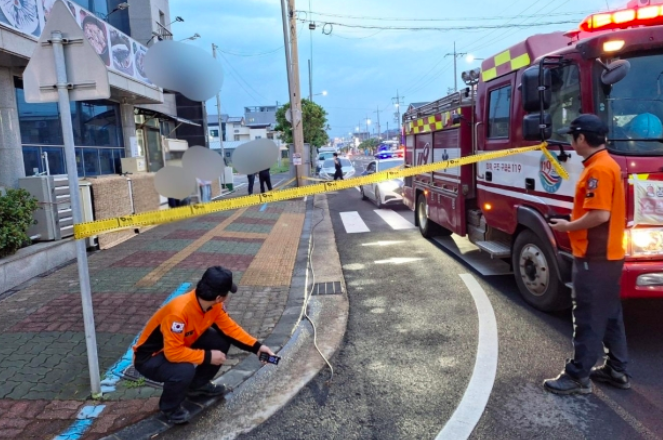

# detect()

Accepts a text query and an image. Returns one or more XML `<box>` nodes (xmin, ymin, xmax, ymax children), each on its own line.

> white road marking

<box><xmin>374</xmin><ymin>209</ymin><xmax>416</xmax><ymax>230</ymax></box>
<box><xmin>340</xmin><ymin>211</ymin><xmax>370</xmax><ymax>233</ymax></box>
<box><xmin>436</xmin><ymin>274</ymin><xmax>498</xmax><ymax>440</ymax></box>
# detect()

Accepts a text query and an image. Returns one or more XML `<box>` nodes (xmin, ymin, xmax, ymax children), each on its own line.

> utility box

<box><xmin>120</xmin><ymin>157</ymin><xmax>147</xmax><ymax>174</ymax></box>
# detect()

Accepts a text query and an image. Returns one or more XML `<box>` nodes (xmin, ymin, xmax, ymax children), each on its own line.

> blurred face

<box><xmin>571</xmin><ymin>133</ymin><xmax>592</xmax><ymax>159</ymax></box>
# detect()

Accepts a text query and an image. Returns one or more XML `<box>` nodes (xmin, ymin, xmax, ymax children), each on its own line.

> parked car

<box><xmin>316</xmin><ymin>152</ymin><xmax>335</xmax><ymax>174</ymax></box>
<box><xmin>360</xmin><ymin>156</ymin><xmax>405</xmax><ymax>208</ymax></box>
<box><xmin>319</xmin><ymin>158</ymin><xmax>355</xmax><ymax>180</ymax></box>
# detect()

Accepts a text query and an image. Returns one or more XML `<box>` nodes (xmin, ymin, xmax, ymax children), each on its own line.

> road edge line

<box><xmin>436</xmin><ymin>273</ymin><xmax>498</xmax><ymax>440</ymax></box>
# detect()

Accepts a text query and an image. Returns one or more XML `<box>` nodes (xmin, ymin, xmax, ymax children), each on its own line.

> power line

<box><xmin>301</xmin><ymin>9</ymin><xmax>593</xmax><ymax>22</ymax></box>
<box><xmin>217</xmin><ymin>52</ymin><xmax>270</xmax><ymax>104</ymax></box>
<box><xmin>298</xmin><ymin>19</ymin><xmax>580</xmax><ymax>32</ymax></box>
<box><xmin>219</xmin><ymin>47</ymin><xmax>284</xmax><ymax>57</ymax></box>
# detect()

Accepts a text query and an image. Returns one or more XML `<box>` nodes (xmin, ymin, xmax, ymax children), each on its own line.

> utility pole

<box><xmin>445</xmin><ymin>41</ymin><xmax>467</xmax><ymax>93</ymax></box>
<box><xmin>392</xmin><ymin>89</ymin><xmax>405</xmax><ymax>126</ymax></box>
<box><xmin>308</xmin><ymin>59</ymin><xmax>312</xmax><ymax>102</ymax></box>
<box><xmin>211</xmin><ymin>43</ymin><xmax>226</xmax><ymax>188</ymax></box>
<box><xmin>283</xmin><ymin>0</ymin><xmax>307</xmax><ymax>186</ymax></box>
<box><xmin>375</xmin><ymin>106</ymin><xmax>381</xmax><ymax>140</ymax></box>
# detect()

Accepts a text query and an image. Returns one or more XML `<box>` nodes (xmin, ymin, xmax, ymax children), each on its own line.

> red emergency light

<box><xmin>580</xmin><ymin>5</ymin><xmax>663</xmax><ymax>31</ymax></box>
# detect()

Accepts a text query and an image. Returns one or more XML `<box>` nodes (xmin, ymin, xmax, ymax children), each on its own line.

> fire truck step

<box><xmin>475</xmin><ymin>241</ymin><xmax>511</xmax><ymax>259</ymax></box>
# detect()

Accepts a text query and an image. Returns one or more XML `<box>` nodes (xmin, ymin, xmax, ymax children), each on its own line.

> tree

<box><xmin>358</xmin><ymin>138</ymin><xmax>379</xmax><ymax>153</ymax></box>
<box><xmin>275</xmin><ymin>99</ymin><xmax>329</xmax><ymax>148</ymax></box>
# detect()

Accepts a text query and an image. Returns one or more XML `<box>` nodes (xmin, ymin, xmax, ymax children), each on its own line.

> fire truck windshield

<box><xmin>597</xmin><ymin>53</ymin><xmax>663</xmax><ymax>156</ymax></box>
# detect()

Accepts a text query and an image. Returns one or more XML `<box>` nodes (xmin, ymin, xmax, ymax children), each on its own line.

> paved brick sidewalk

<box><xmin>0</xmin><ymin>193</ymin><xmax>306</xmax><ymax>439</ymax></box>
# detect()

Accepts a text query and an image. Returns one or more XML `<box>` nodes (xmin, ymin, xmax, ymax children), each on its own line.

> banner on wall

<box><xmin>633</xmin><ymin>179</ymin><xmax>663</xmax><ymax>226</ymax></box>
<box><xmin>0</xmin><ymin>0</ymin><xmax>153</xmax><ymax>87</ymax></box>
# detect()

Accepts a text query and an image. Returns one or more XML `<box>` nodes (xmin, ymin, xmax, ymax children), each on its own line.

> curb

<box><xmin>100</xmin><ymin>196</ymin><xmax>314</xmax><ymax>440</ymax></box>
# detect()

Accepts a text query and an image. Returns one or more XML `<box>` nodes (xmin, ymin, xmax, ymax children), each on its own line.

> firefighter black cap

<box><xmin>557</xmin><ymin>114</ymin><xmax>608</xmax><ymax>136</ymax></box>
<box><xmin>196</xmin><ymin>266</ymin><xmax>238</xmax><ymax>300</ymax></box>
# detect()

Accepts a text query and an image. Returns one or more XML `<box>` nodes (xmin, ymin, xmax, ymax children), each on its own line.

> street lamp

<box><xmin>97</xmin><ymin>2</ymin><xmax>128</xmax><ymax>21</ymax></box>
<box><xmin>466</xmin><ymin>55</ymin><xmax>485</xmax><ymax>63</ymax></box>
<box><xmin>180</xmin><ymin>33</ymin><xmax>201</xmax><ymax>42</ymax></box>
<box><xmin>313</xmin><ymin>90</ymin><xmax>328</xmax><ymax>97</ymax></box>
<box><xmin>168</xmin><ymin>16</ymin><xmax>185</xmax><ymax>26</ymax></box>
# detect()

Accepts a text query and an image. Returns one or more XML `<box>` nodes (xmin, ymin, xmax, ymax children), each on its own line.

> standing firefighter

<box><xmin>545</xmin><ymin>114</ymin><xmax>630</xmax><ymax>395</ymax></box>
<box><xmin>132</xmin><ymin>266</ymin><xmax>277</xmax><ymax>423</ymax></box>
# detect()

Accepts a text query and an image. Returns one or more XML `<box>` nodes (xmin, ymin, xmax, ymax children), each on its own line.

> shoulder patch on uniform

<box><xmin>171</xmin><ymin>322</ymin><xmax>185</xmax><ymax>334</ymax></box>
<box><xmin>588</xmin><ymin>177</ymin><xmax>598</xmax><ymax>190</ymax></box>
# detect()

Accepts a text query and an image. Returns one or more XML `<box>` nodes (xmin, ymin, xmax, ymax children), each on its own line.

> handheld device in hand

<box><xmin>546</xmin><ymin>211</ymin><xmax>571</xmax><ymax>222</ymax></box>
<box><xmin>259</xmin><ymin>353</ymin><xmax>281</xmax><ymax>365</ymax></box>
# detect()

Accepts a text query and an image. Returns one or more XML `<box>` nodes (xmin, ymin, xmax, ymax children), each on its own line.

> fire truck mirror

<box><xmin>523</xmin><ymin>113</ymin><xmax>552</xmax><ymax>141</ymax></box>
<box><xmin>600</xmin><ymin>59</ymin><xmax>631</xmax><ymax>86</ymax></box>
<box><xmin>521</xmin><ymin>66</ymin><xmax>551</xmax><ymax>113</ymax></box>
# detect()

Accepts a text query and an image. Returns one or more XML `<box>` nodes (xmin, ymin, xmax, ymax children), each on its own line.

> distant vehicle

<box><xmin>319</xmin><ymin>158</ymin><xmax>355</xmax><ymax>180</ymax></box>
<box><xmin>360</xmin><ymin>156</ymin><xmax>405</xmax><ymax>208</ymax></box>
<box><xmin>376</xmin><ymin>141</ymin><xmax>403</xmax><ymax>158</ymax></box>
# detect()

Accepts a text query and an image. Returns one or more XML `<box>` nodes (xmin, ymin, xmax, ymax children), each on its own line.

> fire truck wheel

<box><xmin>416</xmin><ymin>194</ymin><xmax>451</xmax><ymax>239</ymax></box>
<box><xmin>512</xmin><ymin>230</ymin><xmax>569</xmax><ymax>312</ymax></box>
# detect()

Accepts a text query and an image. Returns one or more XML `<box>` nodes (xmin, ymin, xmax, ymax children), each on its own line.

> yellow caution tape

<box><xmin>74</xmin><ymin>142</ymin><xmax>564</xmax><ymax>239</ymax></box>
<box><xmin>539</xmin><ymin>145</ymin><xmax>570</xmax><ymax>180</ymax></box>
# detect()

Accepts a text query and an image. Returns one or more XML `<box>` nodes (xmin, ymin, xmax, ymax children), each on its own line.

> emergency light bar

<box><xmin>580</xmin><ymin>5</ymin><xmax>663</xmax><ymax>31</ymax></box>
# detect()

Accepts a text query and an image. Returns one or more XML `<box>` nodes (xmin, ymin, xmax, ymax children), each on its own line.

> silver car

<box><xmin>360</xmin><ymin>157</ymin><xmax>404</xmax><ymax>208</ymax></box>
<box><xmin>319</xmin><ymin>158</ymin><xmax>355</xmax><ymax>180</ymax></box>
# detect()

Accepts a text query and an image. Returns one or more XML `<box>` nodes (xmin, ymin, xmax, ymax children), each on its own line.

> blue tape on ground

<box><xmin>260</xmin><ymin>204</ymin><xmax>267</xmax><ymax>211</ymax></box>
<box><xmin>53</xmin><ymin>405</ymin><xmax>105</xmax><ymax>440</ymax></box>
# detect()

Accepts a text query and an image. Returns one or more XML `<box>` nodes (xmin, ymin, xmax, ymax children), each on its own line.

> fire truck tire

<box><xmin>416</xmin><ymin>194</ymin><xmax>451</xmax><ymax>238</ymax></box>
<box><xmin>512</xmin><ymin>230</ymin><xmax>569</xmax><ymax>312</ymax></box>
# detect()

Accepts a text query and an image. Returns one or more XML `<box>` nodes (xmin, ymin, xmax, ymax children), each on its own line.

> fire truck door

<box><xmin>430</xmin><ymin>128</ymin><xmax>467</xmax><ymax>236</ymax></box>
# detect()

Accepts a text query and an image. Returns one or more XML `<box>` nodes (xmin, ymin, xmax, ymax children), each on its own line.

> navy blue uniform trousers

<box><xmin>135</xmin><ymin>327</ymin><xmax>231</xmax><ymax>412</ymax></box>
<box><xmin>565</xmin><ymin>258</ymin><xmax>629</xmax><ymax>379</ymax></box>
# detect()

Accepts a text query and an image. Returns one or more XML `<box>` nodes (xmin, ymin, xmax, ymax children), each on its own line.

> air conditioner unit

<box><xmin>164</xmin><ymin>138</ymin><xmax>188</xmax><ymax>152</ymax></box>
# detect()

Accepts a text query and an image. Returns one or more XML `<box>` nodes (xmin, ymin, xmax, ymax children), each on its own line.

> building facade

<box><xmin>0</xmin><ymin>0</ymin><xmax>205</xmax><ymax>189</ymax></box>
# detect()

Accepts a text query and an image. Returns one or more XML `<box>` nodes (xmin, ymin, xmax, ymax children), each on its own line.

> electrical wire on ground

<box><xmin>299</xmin><ymin>193</ymin><xmax>340</xmax><ymax>385</ymax></box>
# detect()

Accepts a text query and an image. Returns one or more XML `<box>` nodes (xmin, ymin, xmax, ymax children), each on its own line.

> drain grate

<box><xmin>122</xmin><ymin>366</ymin><xmax>163</xmax><ymax>388</ymax></box>
<box><xmin>311</xmin><ymin>281</ymin><xmax>343</xmax><ymax>296</ymax></box>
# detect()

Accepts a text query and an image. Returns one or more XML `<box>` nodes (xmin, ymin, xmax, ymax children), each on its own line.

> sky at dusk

<box><xmin>170</xmin><ymin>0</ymin><xmax>620</xmax><ymax>139</ymax></box>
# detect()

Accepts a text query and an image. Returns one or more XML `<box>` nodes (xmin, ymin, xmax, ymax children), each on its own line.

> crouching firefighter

<box><xmin>132</xmin><ymin>266</ymin><xmax>277</xmax><ymax>424</ymax></box>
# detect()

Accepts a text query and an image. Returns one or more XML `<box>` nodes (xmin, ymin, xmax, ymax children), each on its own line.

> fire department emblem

<box><xmin>539</xmin><ymin>154</ymin><xmax>562</xmax><ymax>194</ymax></box>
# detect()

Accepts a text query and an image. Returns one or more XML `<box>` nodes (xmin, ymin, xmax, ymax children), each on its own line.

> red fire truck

<box><xmin>402</xmin><ymin>0</ymin><xmax>663</xmax><ymax>311</ymax></box>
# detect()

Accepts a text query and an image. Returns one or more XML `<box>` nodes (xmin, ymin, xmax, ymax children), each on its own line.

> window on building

<box><xmin>15</xmin><ymin>77</ymin><xmax>124</xmax><ymax>177</ymax></box>
<box><xmin>210</xmin><ymin>129</ymin><xmax>219</xmax><ymax>138</ymax></box>
<box><xmin>234</xmin><ymin>135</ymin><xmax>240</xmax><ymax>141</ymax></box>
<box><xmin>549</xmin><ymin>64</ymin><xmax>581</xmax><ymax>143</ymax></box>
<box><xmin>255</xmin><ymin>135</ymin><xmax>262</xmax><ymax>139</ymax></box>
<box><xmin>161</xmin><ymin>120</ymin><xmax>176</xmax><ymax>138</ymax></box>
<box><xmin>487</xmin><ymin>86</ymin><xmax>511</xmax><ymax>139</ymax></box>
<box><xmin>159</xmin><ymin>10</ymin><xmax>166</xmax><ymax>26</ymax></box>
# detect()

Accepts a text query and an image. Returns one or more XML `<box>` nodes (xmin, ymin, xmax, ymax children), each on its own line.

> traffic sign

<box><xmin>23</xmin><ymin>0</ymin><xmax>110</xmax><ymax>103</ymax></box>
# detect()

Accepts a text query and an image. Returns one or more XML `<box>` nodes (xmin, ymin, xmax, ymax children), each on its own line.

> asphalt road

<box><xmin>173</xmin><ymin>158</ymin><xmax>663</xmax><ymax>439</ymax></box>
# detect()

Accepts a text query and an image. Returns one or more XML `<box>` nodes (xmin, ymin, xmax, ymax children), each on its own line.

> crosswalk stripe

<box><xmin>340</xmin><ymin>211</ymin><xmax>370</xmax><ymax>233</ymax></box>
<box><xmin>374</xmin><ymin>209</ymin><xmax>416</xmax><ymax>230</ymax></box>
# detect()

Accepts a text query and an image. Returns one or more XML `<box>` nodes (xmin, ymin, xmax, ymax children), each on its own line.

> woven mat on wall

<box><xmin>86</xmin><ymin>176</ymin><xmax>134</xmax><ymax>249</ymax></box>
<box><xmin>130</xmin><ymin>173</ymin><xmax>160</xmax><ymax>214</ymax></box>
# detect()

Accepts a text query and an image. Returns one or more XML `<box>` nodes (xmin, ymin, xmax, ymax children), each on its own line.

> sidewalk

<box><xmin>0</xmin><ymin>188</ymin><xmax>308</xmax><ymax>439</ymax></box>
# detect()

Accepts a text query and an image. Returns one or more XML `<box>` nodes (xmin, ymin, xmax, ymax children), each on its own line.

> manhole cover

<box><xmin>311</xmin><ymin>281</ymin><xmax>342</xmax><ymax>296</ymax></box>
